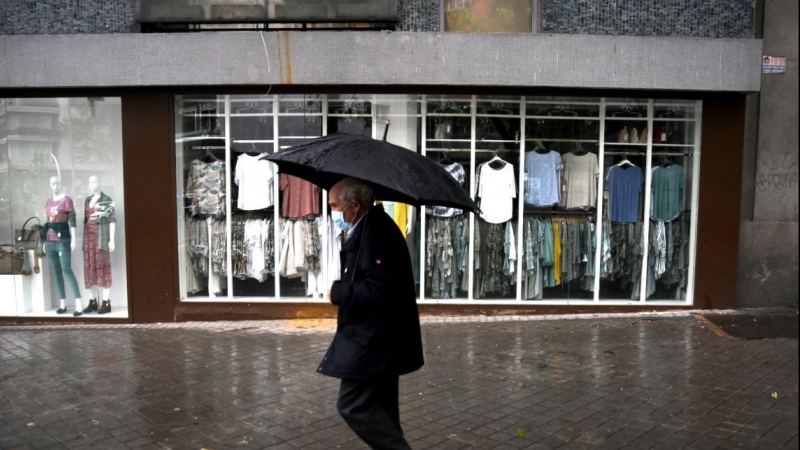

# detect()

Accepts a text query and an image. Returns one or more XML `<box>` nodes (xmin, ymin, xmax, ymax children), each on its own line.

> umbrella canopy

<box><xmin>262</xmin><ymin>133</ymin><xmax>478</xmax><ymax>213</ymax></box>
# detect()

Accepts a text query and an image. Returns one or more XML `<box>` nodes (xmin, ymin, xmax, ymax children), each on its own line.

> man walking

<box><xmin>318</xmin><ymin>177</ymin><xmax>424</xmax><ymax>450</ymax></box>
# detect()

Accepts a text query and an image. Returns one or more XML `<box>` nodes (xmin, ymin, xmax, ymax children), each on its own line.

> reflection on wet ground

<box><xmin>1</xmin><ymin>316</ymin><xmax>797</xmax><ymax>449</ymax></box>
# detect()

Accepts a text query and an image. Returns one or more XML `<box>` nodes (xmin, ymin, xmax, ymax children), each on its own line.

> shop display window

<box><xmin>0</xmin><ymin>98</ymin><xmax>129</xmax><ymax>318</ymax></box>
<box><xmin>173</xmin><ymin>94</ymin><xmax>701</xmax><ymax>305</ymax></box>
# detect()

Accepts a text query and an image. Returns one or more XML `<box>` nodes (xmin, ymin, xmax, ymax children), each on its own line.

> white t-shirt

<box><xmin>234</xmin><ymin>153</ymin><xmax>276</xmax><ymax>210</ymax></box>
<box><xmin>477</xmin><ymin>161</ymin><xmax>516</xmax><ymax>224</ymax></box>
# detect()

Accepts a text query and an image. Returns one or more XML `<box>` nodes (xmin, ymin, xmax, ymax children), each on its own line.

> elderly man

<box><xmin>318</xmin><ymin>177</ymin><xmax>424</xmax><ymax>450</ymax></box>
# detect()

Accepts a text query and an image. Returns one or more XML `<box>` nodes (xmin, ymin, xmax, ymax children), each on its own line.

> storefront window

<box><xmin>173</xmin><ymin>94</ymin><xmax>700</xmax><ymax>305</ymax></box>
<box><xmin>0</xmin><ymin>98</ymin><xmax>128</xmax><ymax>318</ymax></box>
<box><xmin>443</xmin><ymin>0</ymin><xmax>533</xmax><ymax>32</ymax></box>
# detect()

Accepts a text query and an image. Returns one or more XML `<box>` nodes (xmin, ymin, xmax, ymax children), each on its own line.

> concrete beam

<box><xmin>1</xmin><ymin>31</ymin><xmax>762</xmax><ymax>92</ymax></box>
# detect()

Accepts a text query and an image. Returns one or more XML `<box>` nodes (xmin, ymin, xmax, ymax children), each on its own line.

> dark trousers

<box><xmin>337</xmin><ymin>377</ymin><xmax>411</xmax><ymax>450</ymax></box>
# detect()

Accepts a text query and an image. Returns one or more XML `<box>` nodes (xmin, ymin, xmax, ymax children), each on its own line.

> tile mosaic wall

<box><xmin>0</xmin><ymin>0</ymin><xmax>754</xmax><ymax>37</ymax></box>
<box><xmin>542</xmin><ymin>0</ymin><xmax>755</xmax><ymax>38</ymax></box>
<box><xmin>0</xmin><ymin>0</ymin><xmax>438</xmax><ymax>34</ymax></box>
<box><xmin>0</xmin><ymin>0</ymin><xmax>138</xmax><ymax>34</ymax></box>
<box><xmin>396</xmin><ymin>0</ymin><xmax>440</xmax><ymax>31</ymax></box>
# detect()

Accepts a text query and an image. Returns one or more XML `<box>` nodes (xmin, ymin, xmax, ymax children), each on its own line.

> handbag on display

<box><xmin>15</xmin><ymin>217</ymin><xmax>42</xmax><ymax>251</ymax></box>
<box><xmin>0</xmin><ymin>244</ymin><xmax>25</xmax><ymax>276</ymax></box>
<box><xmin>14</xmin><ymin>217</ymin><xmax>43</xmax><ymax>273</ymax></box>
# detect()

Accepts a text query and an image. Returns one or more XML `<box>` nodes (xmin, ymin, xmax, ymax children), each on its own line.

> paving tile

<box><xmin>0</xmin><ymin>316</ymin><xmax>796</xmax><ymax>450</ymax></box>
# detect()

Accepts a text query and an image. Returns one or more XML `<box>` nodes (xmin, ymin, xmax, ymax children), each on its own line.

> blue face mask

<box><xmin>332</xmin><ymin>202</ymin><xmax>354</xmax><ymax>232</ymax></box>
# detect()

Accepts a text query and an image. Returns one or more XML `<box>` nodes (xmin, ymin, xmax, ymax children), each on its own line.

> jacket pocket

<box><xmin>341</xmin><ymin>325</ymin><xmax>375</xmax><ymax>346</ymax></box>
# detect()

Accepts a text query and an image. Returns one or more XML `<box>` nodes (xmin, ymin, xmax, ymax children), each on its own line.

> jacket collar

<box><xmin>341</xmin><ymin>204</ymin><xmax>384</xmax><ymax>251</ymax></box>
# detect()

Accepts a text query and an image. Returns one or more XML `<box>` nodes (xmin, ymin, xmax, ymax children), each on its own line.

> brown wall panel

<box><xmin>122</xmin><ymin>92</ymin><xmax>177</xmax><ymax>322</ymax></box>
<box><xmin>694</xmin><ymin>96</ymin><xmax>747</xmax><ymax>309</ymax></box>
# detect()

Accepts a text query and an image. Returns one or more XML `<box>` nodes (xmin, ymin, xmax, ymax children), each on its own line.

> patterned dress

<box><xmin>83</xmin><ymin>194</ymin><xmax>115</xmax><ymax>288</ymax></box>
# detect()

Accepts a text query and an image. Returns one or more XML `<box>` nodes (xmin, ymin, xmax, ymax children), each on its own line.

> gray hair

<box><xmin>338</xmin><ymin>177</ymin><xmax>373</xmax><ymax>206</ymax></box>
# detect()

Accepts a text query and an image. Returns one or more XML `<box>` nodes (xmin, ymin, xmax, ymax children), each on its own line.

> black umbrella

<box><xmin>261</xmin><ymin>133</ymin><xmax>478</xmax><ymax>213</ymax></box>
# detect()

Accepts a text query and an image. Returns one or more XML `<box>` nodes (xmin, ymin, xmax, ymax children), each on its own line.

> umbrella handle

<box><xmin>382</xmin><ymin>120</ymin><xmax>390</xmax><ymax>142</ymax></box>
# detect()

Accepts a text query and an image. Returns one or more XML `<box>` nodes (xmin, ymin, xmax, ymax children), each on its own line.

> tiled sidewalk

<box><xmin>1</xmin><ymin>314</ymin><xmax>797</xmax><ymax>450</ymax></box>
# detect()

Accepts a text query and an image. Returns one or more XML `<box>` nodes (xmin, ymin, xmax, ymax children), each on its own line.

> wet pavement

<box><xmin>0</xmin><ymin>312</ymin><xmax>798</xmax><ymax>450</ymax></box>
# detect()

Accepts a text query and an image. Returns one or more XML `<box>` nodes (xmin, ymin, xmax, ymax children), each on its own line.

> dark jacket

<box><xmin>318</xmin><ymin>204</ymin><xmax>424</xmax><ymax>379</ymax></box>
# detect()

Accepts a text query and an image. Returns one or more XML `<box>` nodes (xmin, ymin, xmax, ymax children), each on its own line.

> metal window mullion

<box><xmin>639</xmin><ymin>99</ymin><xmax>655</xmax><ymax>303</ymax></box>
<box><xmin>686</xmin><ymin>100</ymin><xmax>702</xmax><ymax>305</ymax></box>
<box><xmin>176</xmin><ymin>97</ymin><xmax>188</xmax><ymax>299</ymax></box>
<box><xmin>515</xmin><ymin>98</ymin><xmax>525</xmax><ymax>301</ymax></box>
<box><xmin>593</xmin><ymin>99</ymin><xmax>607</xmax><ymax>301</ymax></box>
<box><xmin>224</xmin><ymin>95</ymin><xmax>234</xmax><ymax>299</ymax></box>
<box><xmin>420</xmin><ymin>96</ymin><xmax>427</xmax><ymax>303</ymax></box>
<box><xmin>467</xmin><ymin>96</ymin><xmax>477</xmax><ymax>302</ymax></box>
<box><xmin>273</xmin><ymin>94</ymin><xmax>281</xmax><ymax>300</ymax></box>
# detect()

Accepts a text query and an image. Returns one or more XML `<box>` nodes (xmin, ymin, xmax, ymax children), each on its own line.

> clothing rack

<box><xmin>604</xmin><ymin>151</ymin><xmax>692</xmax><ymax>156</ymax></box>
<box><xmin>428</xmin><ymin>148</ymin><xmax>518</xmax><ymax>153</ymax></box>
<box><xmin>523</xmin><ymin>207</ymin><xmax>595</xmax><ymax>215</ymax></box>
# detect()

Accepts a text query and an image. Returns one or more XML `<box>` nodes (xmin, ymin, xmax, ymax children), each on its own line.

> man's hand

<box><xmin>328</xmin><ymin>279</ymin><xmax>339</xmax><ymax>304</ymax></box>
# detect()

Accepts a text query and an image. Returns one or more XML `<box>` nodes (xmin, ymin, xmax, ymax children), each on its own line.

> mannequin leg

<box><xmin>45</xmin><ymin>242</ymin><xmax>68</xmax><ymax>313</ymax></box>
<box><xmin>102</xmin><ymin>288</ymin><xmax>110</xmax><ymax>301</ymax></box>
<box><xmin>57</xmin><ymin>242</ymin><xmax>82</xmax><ymax>315</ymax></box>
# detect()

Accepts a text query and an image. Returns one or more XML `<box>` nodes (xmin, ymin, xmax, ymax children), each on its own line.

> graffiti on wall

<box><xmin>757</xmin><ymin>154</ymin><xmax>798</xmax><ymax>199</ymax></box>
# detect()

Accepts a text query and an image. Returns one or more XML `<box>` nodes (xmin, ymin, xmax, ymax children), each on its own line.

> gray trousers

<box><xmin>337</xmin><ymin>377</ymin><xmax>412</xmax><ymax>450</ymax></box>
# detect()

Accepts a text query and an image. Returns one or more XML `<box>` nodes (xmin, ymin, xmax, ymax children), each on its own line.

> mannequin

<box><xmin>81</xmin><ymin>175</ymin><xmax>116</xmax><ymax>314</ymax></box>
<box><xmin>43</xmin><ymin>176</ymin><xmax>83</xmax><ymax>316</ymax></box>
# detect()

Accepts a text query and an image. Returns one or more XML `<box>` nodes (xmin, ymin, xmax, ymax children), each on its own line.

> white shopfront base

<box><xmin>1</xmin><ymin>250</ymin><xmax>129</xmax><ymax>318</ymax></box>
<box><xmin>0</xmin><ymin>250</ymin><xmax>55</xmax><ymax>315</ymax></box>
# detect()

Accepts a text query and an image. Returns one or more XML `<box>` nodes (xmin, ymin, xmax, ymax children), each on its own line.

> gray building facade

<box><xmin>0</xmin><ymin>0</ymin><xmax>795</xmax><ymax>322</ymax></box>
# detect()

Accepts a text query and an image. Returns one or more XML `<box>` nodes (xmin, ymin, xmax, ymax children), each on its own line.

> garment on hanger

<box><xmin>326</xmin><ymin>217</ymin><xmax>343</xmax><ymax>288</ymax></box>
<box><xmin>394</xmin><ymin>202</ymin><xmax>409</xmax><ymax>239</ymax></box>
<box><xmin>186</xmin><ymin>159</ymin><xmax>226</xmax><ymax>217</ymax></box>
<box><xmin>524</xmin><ymin>150</ymin><xmax>563</xmax><ymax>206</ymax></box>
<box><xmin>561</xmin><ymin>152</ymin><xmax>599</xmax><ymax>208</ymax></box>
<box><xmin>280</xmin><ymin>174</ymin><xmax>321</xmax><ymax>219</ymax></box>
<box><xmin>607</xmin><ymin>165</ymin><xmax>643</xmax><ymax>223</ymax></box>
<box><xmin>473</xmin><ymin>218</ymin><xmax>513</xmax><ymax>298</ymax></box>
<box><xmin>234</xmin><ymin>153</ymin><xmax>276</xmax><ymax>210</ymax></box>
<box><xmin>429</xmin><ymin>161</ymin><xmax>466</xmax><ymax>217</ymax></box>
<box><xmin>477</xmin><ymin>160</ymin><xmax>516</xmax><ymax>224</ymax></box>
<box><xmin>651</xmin><ymin>164</ymin><xmax>685</xmax><ymax>221</ymax></box>
<box><xmin>425</xmin><ymin>216</ymin><xmax>469</xmax><ymax>299</ymax></box>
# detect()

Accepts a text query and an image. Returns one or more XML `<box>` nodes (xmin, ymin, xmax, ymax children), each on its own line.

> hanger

<box><xmin>485</xmin><ymin>152</ymin><xmax>507</xmax><ymax>169</ymax></box>
<box><xmin>201</xmin><ymin>148</ymin><xmax>220</xmax><ymax>162</ymax></box>
<box><xmin>611</xmin><ymin>105</ymin><xmax>643</xmax><ymax>117</ymax></box>
<box><xmin>530</xmin><ymin>141</ymin><xmax>549</xmax><ymax>154</ymax></box>
<box><xmin>239</xmin><ymin>143</ymin><xmax>263</xmax><ymax>157</ymax></box>
<box><xmin>286</xmin><ymin>99</ymin><xmax>319</xmax><ymax>113</ymax></box>
<box><xmin>479</xmin><ymin>102</ymin><xmax>513</xmax><ymax>115</ymax></box>
<box><xmin>546</xmin><ymin>104</ymin><xmax>578</xmax><ymax>117</ymax></box>
<box><xmin>235</xmin><ymin>101</ymin><xmax>267</xmax><ymax>114</ymax></box>
<box><xmin>432</xmin><ymin>101</ymin><xmax>464</xmax><ymax>114</ymax></box>
<box><xmin>438</xmin><ymin>151</ymin><xmax>455</xmax><ymax>165</ymax></box>
<box><xmin>658</xmin><ymin>106</ymin><xmax>687</xmax><ymax>118</ymax></box>
<box><xmin>571</xmin><ymin>142</ymin><xmax>588</xmax><ymax>156</ymax></box>
<box><xmin>334</xmin><ymin>95</ymin><xmax>368</xmax><ymax>117</ymax></box>
<box><xmin>658</xmin><ymin>156</ymin><xmax>673</xmax><ymax>167</ymax></box>
<box><xmin>614</xmin><ymin>156</ymin><xmax>635</xmax><ymax>168</ymax></box>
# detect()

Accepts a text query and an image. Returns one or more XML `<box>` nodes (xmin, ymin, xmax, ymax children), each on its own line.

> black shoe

<box><xmin>73</xmin><ymin>311</ymin><xmax>82</xmax><ymax>317</ymax></box>
<box><xmin>98</xmin><ymin>300</ymin><xmax>111</xmax><ymax>314</ymax></box>
<box><xmin>83</xmin><ymin>299</ymin><xmax>98</xmax><ymax>314</ymax></box>
<box><xmin>56</xmin><ymin>308</ymin><xmax>67</xmax><ymax>314</ymax></box>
